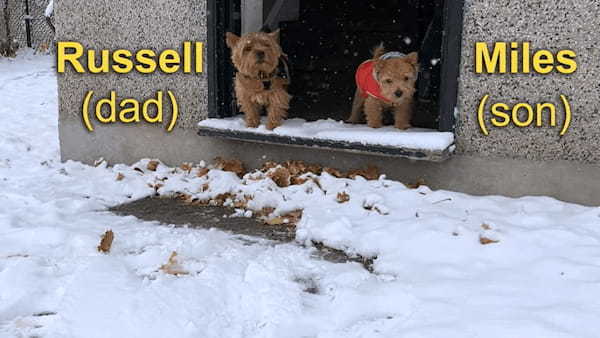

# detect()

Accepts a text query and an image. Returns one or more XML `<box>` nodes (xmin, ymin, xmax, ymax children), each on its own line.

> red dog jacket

<box><xmin>355</xmin><ymin>52</ymin><xmax>407</xmax><ymax>103</ymax></box>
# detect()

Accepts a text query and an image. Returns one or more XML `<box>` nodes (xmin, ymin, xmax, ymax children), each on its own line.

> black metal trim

<box><xmin>198</xmin><ymin>126</ymin><xmax>452</xmax><ymax>162</ymax></box>
<box><xmin>24</xmin><ymin>0</ymin><xmax>32</xmax><ymax>48</ymax></box>
<box><xmin>207</xmin><ymin>0</ymin><xmax>240</xmax><ymax>118</ymax></box>
<box><xmin>438</xmin><ymin>0</ymin><xmax>465</xmax><ymax>132</ymax></box>
<box><xmin>207</xmin><ymin>1</ymin><xmax>218</xmax><ymax>118</ymax></box>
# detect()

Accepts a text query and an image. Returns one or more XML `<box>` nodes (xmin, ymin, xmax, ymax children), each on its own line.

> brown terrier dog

<box><xmin>347</xmin><ymin>46</ymin><xmax>419</xmax><ymax>129</ymax></box>
<box><xmin>226</xmin><ymin>30</ymin><xmax>291</xmax><ymax>130</ymax></box>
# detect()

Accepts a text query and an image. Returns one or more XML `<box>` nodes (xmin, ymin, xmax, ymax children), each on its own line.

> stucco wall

<box><xmin>456</xmin><ymin>0</ymin><xmax>600</xmax><ymax>164</ymax></box>
<box><xmin>56</xmin><ymin>0</ymin><xmax>600</xmax><ymax>205</ymax></box>
<box><xmin>0</xmin><ymin>5</ymin><xmax>6</xmax><ymax>43</ymax></box>
<box><xmin>55</xmin><ymin>0</ymin><xmax>208</xmax><ymax>129</ymax></box>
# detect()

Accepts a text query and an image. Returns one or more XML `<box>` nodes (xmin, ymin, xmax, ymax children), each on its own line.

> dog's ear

<box><xmin>225</xmin><ymin>32</ymin><xmax>240</xmax><ymax>49</ymax></box>
<box><xmin>372</xmin><ymin>44</ymin><xmax>386</xmax><ymax>59</ymax></box>
<box><xmin>268</xmin><ymin>29</ymin><xmax>280</xmax><ymax>42</ymax></box>
<box><xmin>406</xmin><ymin>52</ymin><xmax>419</xmax><ymax>67</ymax></box>
<box><xmin>373</xmin><ymin>59</ymin><xmax>385</xmax><ymax>80</ymax></box>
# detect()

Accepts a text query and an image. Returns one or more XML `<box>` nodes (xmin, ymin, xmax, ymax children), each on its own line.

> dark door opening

<box><xmin>279</xmin><ymin>1</ymin><xmax>441</xmax><ymax>129</ymax></box>
<box><xmin>204</xmin><ymin>0</ymin><xmax>463</xmax><ymax>160</ymax></box>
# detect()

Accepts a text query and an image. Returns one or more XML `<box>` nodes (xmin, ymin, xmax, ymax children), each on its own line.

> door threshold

<box><xmin>198</xmin><ymin>117</ymin><xmax>454</xmax><ymax>161</ymax></box>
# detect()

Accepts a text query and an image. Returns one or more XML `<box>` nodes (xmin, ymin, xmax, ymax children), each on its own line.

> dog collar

<box><xmin>373</xmin><ymin>52</ymin><xmax>408</xmax><ymax>81</ymax></box>
<box><xmin>238</xmin><ymin>55</ymin><xmax>290</xmax><ymax>91</ymax></box>
<box><xmin>379</xmin><ymin>51</ymin><xmax>406</xmax><ymax>60</ymax></box>
<box><xmin>375</xmin><ymin>51</ymin><xmax>418</xmax><ymax>82</ymax></box>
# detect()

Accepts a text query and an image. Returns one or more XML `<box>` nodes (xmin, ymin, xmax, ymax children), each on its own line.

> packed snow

<box><xmin>2</xmin><ymin>51</ymin><xmax>600</xmax><ymax>338</ymax></box>
<box><xmin>199</xmin><ymin>117</ymin><xmax>455</xmax><ymax>151</ymax></box>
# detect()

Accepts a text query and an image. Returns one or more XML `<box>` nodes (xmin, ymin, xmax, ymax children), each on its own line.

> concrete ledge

<box><xmin>60</xmin><ymin>120</ymin><xmax>600</xmax><ymax>206</ymax></box>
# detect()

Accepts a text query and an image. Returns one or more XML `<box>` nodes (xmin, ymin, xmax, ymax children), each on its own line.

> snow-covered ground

<box><xmin>2</xmin><ymin>52</ymin><xmax>600</xmax><ymax>338</ymax></box>
<box><xmin>199</xmin><ymin>117</ymin><xmax>455</xmax><ymax>151</ymax></box>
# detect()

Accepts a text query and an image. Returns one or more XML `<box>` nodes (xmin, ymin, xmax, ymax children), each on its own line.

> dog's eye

<box><xmin>243</xmin><ymin>46</ymin><xmax>252</xmax><ymax>52</ymax></box>
<box><xmin>385</xmin><ymin>79</ymin><xmax>393</xmax><ymax>84</ymax></box>
<box><xmin>404</xmin><ymin>76</ymin><xmax>410</xmax><ymax>81</ymax></box>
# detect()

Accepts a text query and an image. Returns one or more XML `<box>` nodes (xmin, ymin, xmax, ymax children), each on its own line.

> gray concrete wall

<box><xmin>0</xmin><ymin>4</ymin><xmax>6</xmax><ymax>43</ymax></box>
<box><xmin>56</xmin><ymin>0</ymin><xmax>600</xmax><ymax>206</ymax></box>
<box><xmin>55</xmin><ymin>0</ymin><xmax>208</xmax><ymax>129</ymax></box>
<box><xmin>456</xmin><ymin>0</ymin><xmax>600</xmax><ymax>164</ymax></box>
<box><xmin>59</xmin><ymin>121</ymin><xmax>600</xmax><ymax>206</ymax></box>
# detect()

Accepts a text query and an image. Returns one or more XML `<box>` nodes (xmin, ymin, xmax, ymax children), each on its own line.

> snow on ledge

<box><xmin>199</xmin><ymin>116</ymin><xmax>455</xmax><ymax>151</ymax></box>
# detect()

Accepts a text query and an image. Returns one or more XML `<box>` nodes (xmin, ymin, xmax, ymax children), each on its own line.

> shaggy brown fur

<box><xmin>347</xmin><ymin>46</ymin><xmax>419</xmax><ymax>129</ymax></box>
<box><xmin>226</xmin><ymin>30</ymin><xmax>291</xmax><ymax>130</ymax></box>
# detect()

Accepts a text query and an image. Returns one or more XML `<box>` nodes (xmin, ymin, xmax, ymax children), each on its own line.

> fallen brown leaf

<box><xmin>291</xmin><ymin>176</ymin><xmax>308</xmax><ymax>185</ymax></box>
<box><xmin>267</xmin><ymin>167</ymin><xmax>291</xmax><ymax>187</ymax></box>
<box><xmin>213</xmin><ymin>193</ymin><xmax>233</xmax><ymax>206</ymax></box>
<box><xmin>407</xmin><ymin>178</ymin><xmax>426</xmax><ymax>189</ymax></box>
<box><xmin>348</xmin><ymin>165</ymin><xmax>380</xmax><ymax>180</ymax></box>
<box><xmin>233</xmin><ymin>199</ymin><xmax>247</xmax><ymax>209</ymax></box>
<box><xmin>284</xmin><ymin>210</ymin><xmax>303</xmax><ymax>224</ymax></box>
<box><xmin>265</xmin><ymin>216</ymin><xmax>287</xmax><ymax>225</ymax></box>
<box><xmin>479</xmin><ymin>236</ymin><xmax>499</xmax><ymax>245</ymax></box>
<box><xmin>214</xmin><ymin>157</ymin><xmax>246</xmax><ymax>177</ymax></box>
<box><xmin>197</xmin><ymin>167</ymin><xmax>209</xmax><ymax>177</ymax></box>
<box><xmin>180</xmin><ymin>163</ymin><xmax>193</xmax><ymax>173</ymax></box>
<box><xmin>147</xmin><ymin>160</ymin><xmax>160</xmax><ymax>171</ymax></box>
<box><xmin>265</xmin><ymin>210</ymin><xmax>302</xmax><ymax>226</ymax></box>
<box><xmin>177</xmin><ymin>193</ymin><xmax>192</xmax><ymax>202</ymax></box>
<box><xmin>255</xmin><ymin>207</ymin><xmax>275</xmax><ymax>218</ymax></box>
<box><xmin>116</xmin><ymin>173</ymin><xmax>125</xmax><ymax>181</ymax></box>
<box><xmin>336</xmin><ymin>192</ymin><xmax>350</xmax><ymax>203</ymax></box>
<box><xmin>160</xmin><ymin>251</ymin><xmax>188</xmax><ymax>276</ymax></box>
<box><xmin>323</xmin><ymin>167</ymin><xmax>345</xmax><ymax>178</ymax></box>
<box><xmin>97</xmin><ymin>230</ymin><xmax>114</xmax><ymax>253</ymax></box>
<box><xmin>261</xmin><ymin>161</ymin><xmax>279</xmax><ymax>172</ymax></box>
<box><xmin>481</xmin><ymin>223</ymin><xmax>492</xmax><ymax>230</ymax></box>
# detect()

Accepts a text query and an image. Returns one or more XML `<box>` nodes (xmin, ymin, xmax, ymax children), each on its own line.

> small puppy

<box><xmin>226</xmin><ymin>30</ymin><xmax>290</xmax><ymax>130</ymax></box>
<box><xmin>347</xmin><ymin>45</ymin><xmax>419</xmax><ymax>129</ymax></box>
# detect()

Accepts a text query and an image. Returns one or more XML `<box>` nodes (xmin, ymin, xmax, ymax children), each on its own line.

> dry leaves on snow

<box><xmin>160</xmin><ymin>251</ymin><xmax>188</xmax><ymax>276</ymax></box>
<box><xmin>407</xmin><ymin>178</ymin><xmax>426</xmax><ymax>189</ymax></box>
<box><xmin>479</xmin><ymin>236</ymin><xmax>499</xmax><ymax>245</ymax></box>
<box><xmin>97</xmin><ymin>230</ymin><xmax>114</xmax><ymax>253</ymax></box>
<box><xmin>147</xmin><ymin>160</ymin><xmax>160</xmax><ymax>172</ymax></box>
<box><xmin>336</xmin><ymin>192</ymin><xmax>350</xmax><ymax>203</ymax></box>
<box><xmin>265</xmin><ymin>210</ymin><xmax>303</xmax><ymax>226</ymax></box>
<box><xmin>214</xmin><ymin>157</ymin><xmax>246</xmax><ymax>177</ymax></box>
<box><xmin>347</xmin><ymin>165</ymin><xmax>380</xmax><ymax>180</ymax></box>
<box><xmin>180</xmin><ymin>163</ymin><xmax>193</xmax><ymax>173</ymax></box>
<box><xmin>267</xmin><ymin>166</ymin><xmax>292</xmax><ymax>187</ymax></box>
<box><xmin>197</xmin><ymin>167</ymin><xmax>209</xmax><ymax>177</ymax></box>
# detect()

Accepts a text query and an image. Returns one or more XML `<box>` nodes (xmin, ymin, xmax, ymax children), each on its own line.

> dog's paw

<box><xmin>245</xmin><ymin>120</ymin><xmax>260</xmax><ymax>128</ymax></box>
<box><xmin>394</xmin><ymin>123</ymin><xmax>411</xmax><ymax>130</ymax></box>
<box><xmin>367</xmin><ymin>122</ymin><xmax>383</xmax><ymax>128</ymax></box>
<box><xmin>266</xmin><ymin>121</ymin><xmax>281</xmax><ymax>130</ymax></box>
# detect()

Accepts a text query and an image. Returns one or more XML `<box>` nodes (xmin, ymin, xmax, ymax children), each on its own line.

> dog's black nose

<box><xmin>394</xmin><ymin>90</ymin><xmax>403</xmax><ymax>98</ymax></box>
<box><xmin>256</xmin><ymin>51</ymin><xmax>265</xmax><ymax>60</ymax></box>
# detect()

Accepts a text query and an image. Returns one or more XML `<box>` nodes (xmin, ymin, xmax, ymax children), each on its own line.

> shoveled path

<box><xmin>110</xmin><ymin>197</ymin><xmax>356</xmax><ymax>264</ymax></box>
